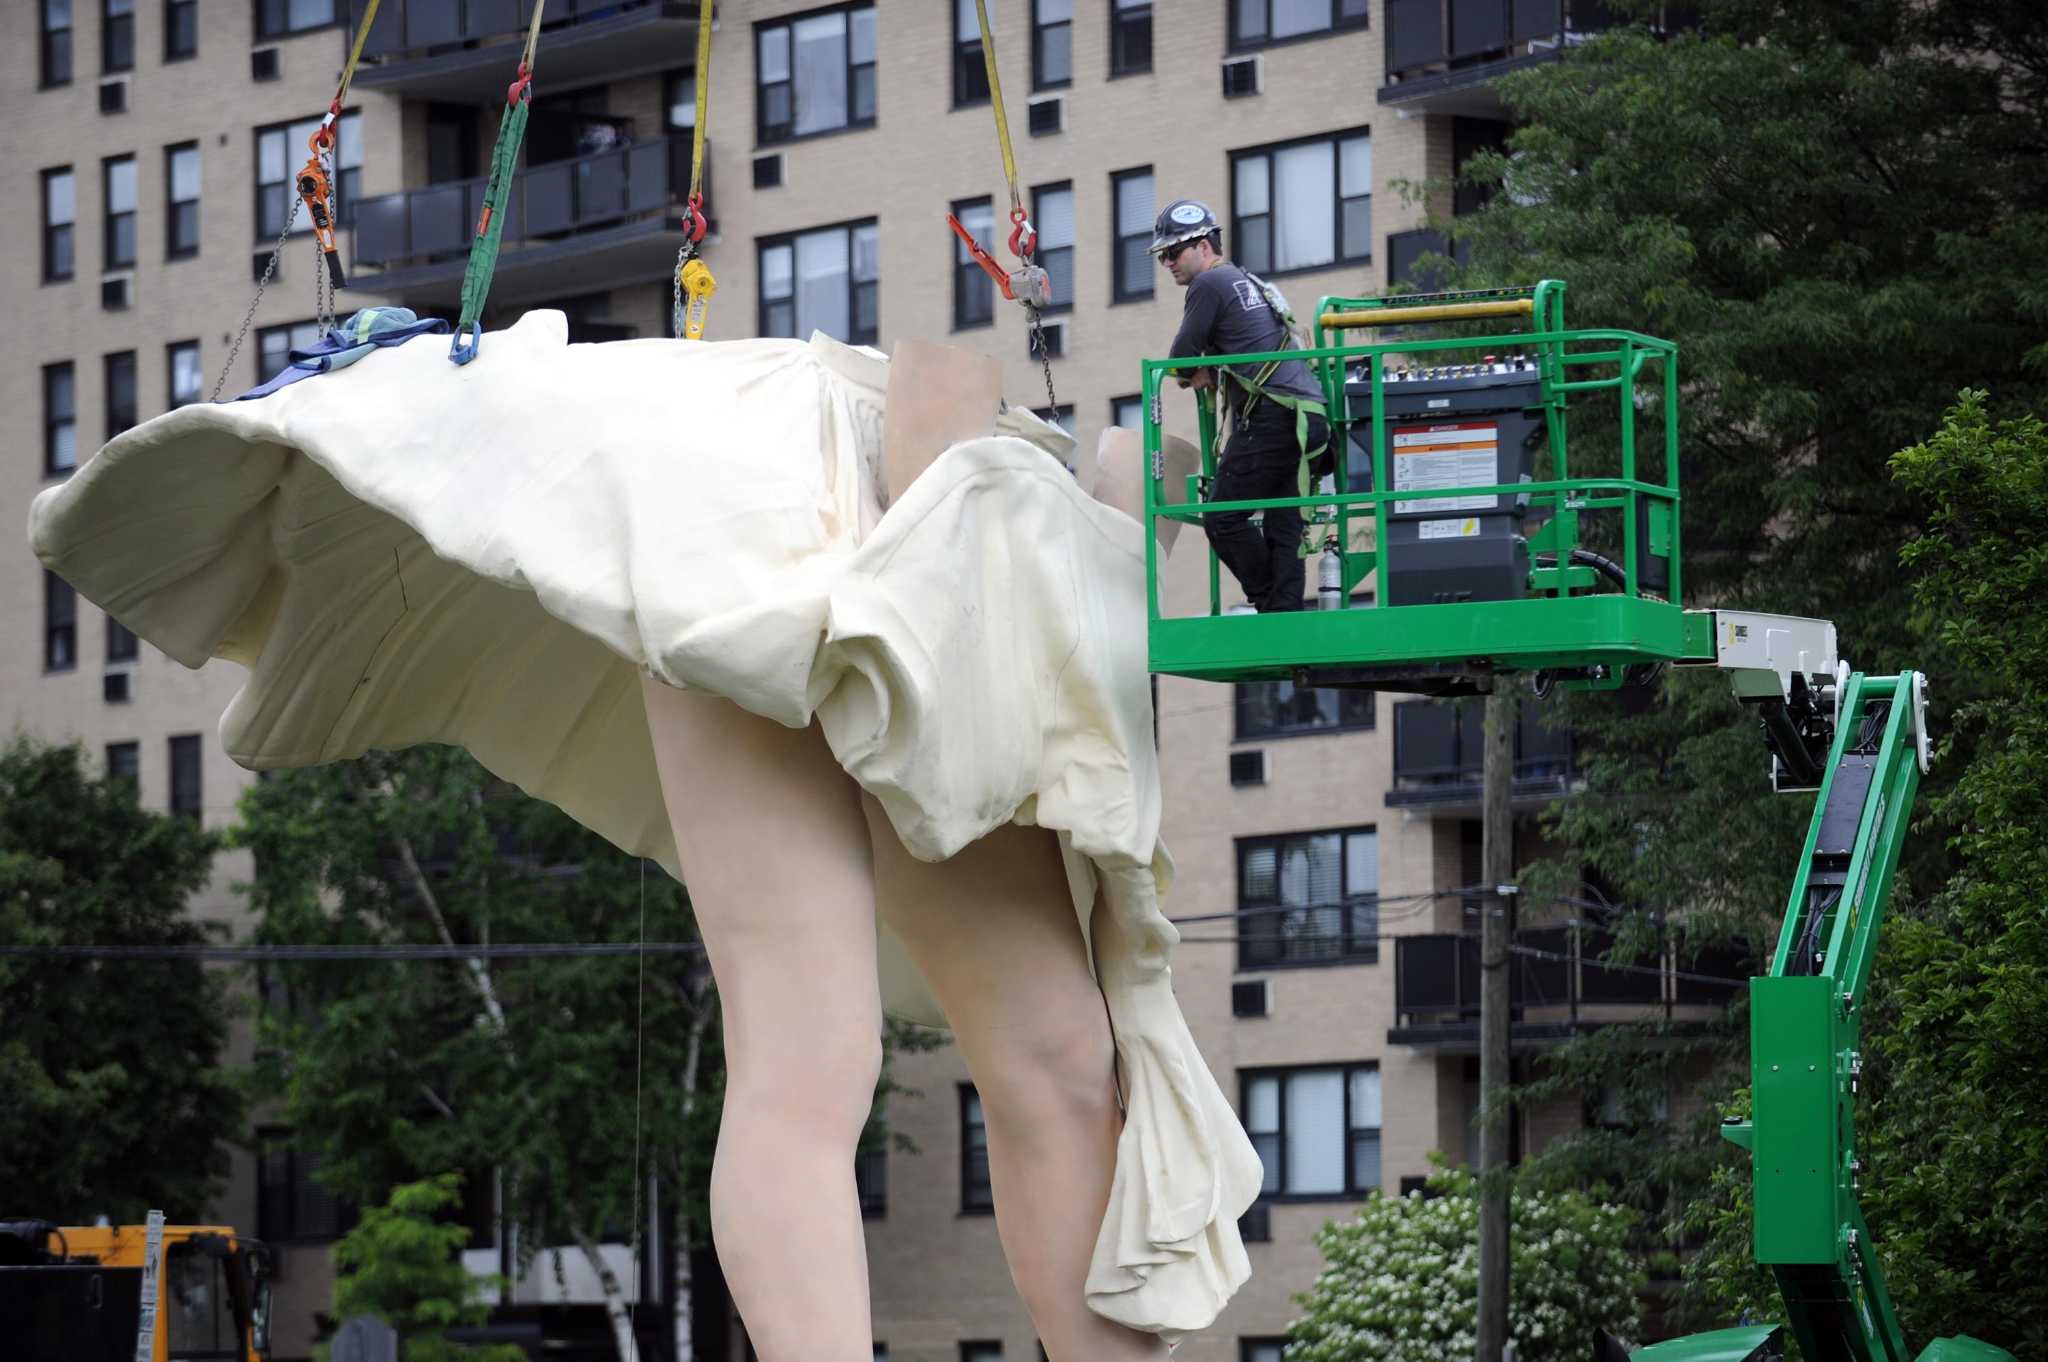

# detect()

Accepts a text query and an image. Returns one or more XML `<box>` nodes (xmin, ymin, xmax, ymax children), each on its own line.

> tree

<box><xmin>0</xmin><ymin>738</ymin><xmax>242</xmax><ymax>1223</ymax></box>
<box><xmin>238</xmin><ymin>745</ymin><xmax>943</xmax><ymax>1361</ymax></box>
<box><xmin>1423</xmin><ymin>0</ymin><xmax>2048</xmax><ymax>1330</ymax></box>
<box><xmin>320</xmin><ymin>1174</ymin><xmax>525</xmax><ymax>1362</ymax></box>
<box><xmin>1285</xmin><ymin>1169</ymin><xmax>1644</xmax><ymax>1362</ymax></box>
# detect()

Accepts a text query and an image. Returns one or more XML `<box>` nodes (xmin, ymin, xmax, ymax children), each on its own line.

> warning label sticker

<box><xmin>1392</xmin><ymin>421</ymin><xmax>1498</xmax><ymax>515</ymax></box>
<box><xmin>1417</xmin><ymin>517</ymin><xmax>1481</xmax><ymax>540</ymax></box>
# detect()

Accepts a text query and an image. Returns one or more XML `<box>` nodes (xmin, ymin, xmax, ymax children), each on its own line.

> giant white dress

<box><xmin>28</xmin><ymin>310</ymin><xmax>1262</xmax><ymax>1338</ymax></box>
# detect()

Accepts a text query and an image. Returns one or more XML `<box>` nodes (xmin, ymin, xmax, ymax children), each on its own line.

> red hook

<box><xmin>506</xmin><ymin>62</ymin><xmax>532</xmax><ymax>107</ymax></box>
<box><xmin>684</xmin><ymin>192</ymin><xmax>707</xmax><ymax>244</ymax></box>
<box><xmin>1008</xmin><ymin>206</ymin><xmax>1037</xmax><ymax>261</ymax></box>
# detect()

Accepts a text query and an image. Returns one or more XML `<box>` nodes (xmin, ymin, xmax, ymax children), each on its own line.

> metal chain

<box><xmin>671</xmin><ymin>242</ymin><xmax>692</xmax><ymax>340</ymax></box>
<box><xmin>213</xmin><ymin>196</ymin><xmax>303</xmax><ymax>401</ymax></box>
<box><xmin>1026</xmin><ymin>304</ymin><xmax>1058</xmax><ymax>416</ymax></box>
<box><xmin>314</xmin><ymin>146</ymin><xmax>339</xmax><ymax>333</ymax></box>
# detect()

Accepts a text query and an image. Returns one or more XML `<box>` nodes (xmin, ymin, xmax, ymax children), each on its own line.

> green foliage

<box><xmin>1286</xmin><ymin>1169</ymin><xmax>1644</xmax><ymax>1362</ymax></box>
<box><xmin>0</xmin><ymin>738</ymin><xmax>242</xmax><ymax>1221</ymax></box>
<box><xmin>319</xmin><ymin>1174</ymin><xmax>523</xmax><ymax>1362</ymax></box>
<box><xmin>1864</xmin><ymin>394</ymin><xmax>2048</xmax><ymax>1358</ymax></box>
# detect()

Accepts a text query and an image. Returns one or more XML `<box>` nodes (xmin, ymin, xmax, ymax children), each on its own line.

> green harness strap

<box><xmin>448</xmin><ymin>93</ymin><xmax>531</xmax><ymax>365</ymax></box>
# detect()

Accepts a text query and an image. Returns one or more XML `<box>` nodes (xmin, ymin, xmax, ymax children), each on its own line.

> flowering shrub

<box><xmin>1285</xmin><ymin>1168</ymin><xmax>1645</xmax><ymax>1362</ymax></box>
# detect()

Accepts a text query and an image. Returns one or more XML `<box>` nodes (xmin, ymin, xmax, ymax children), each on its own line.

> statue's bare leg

<box><xmin>861</xmin><ymin>801</ymin><xmax>1167</xmax><ymax>1362</ymax></box>
<box><xmin>641</xmin><ymin>678</ymin><xmax>881</xmax><ymax>1362</ymax></box>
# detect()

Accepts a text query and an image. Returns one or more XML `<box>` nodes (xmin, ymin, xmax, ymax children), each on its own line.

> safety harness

<box><xmin>1222</xmin><ymin>270</ymin><xmax>1332</xmax><ymax>499</ymax></box>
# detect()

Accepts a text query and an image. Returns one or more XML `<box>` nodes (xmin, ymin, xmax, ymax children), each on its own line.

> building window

<box><xmin>256</xmin><ymin>320</ymin><xmax>321</xmax><ymax>385</ymax></box>
<box><xmin>1112</xmin><ymin>394</ymin><xmax>1143</xmax><ymax>430</ymax></box>
<box><xmin>1110</xmin><ymin>0</ymin><xmax>1152</xmax><ymax>75</ymax></box>
<box><xmin>164</xmin><ymin>0</ymin><xmax>197</xmax><ymax>60</ymax></box>
<box><xmin>1236</xmin><ymin>680</ymin><xmax>1373</xmax><ymax>739</ymax></box>
<box><xmin>44</xmin><ymin>362</ymin><xmax>78</xmax><ymax>476</ymax></box>
<box><xmin>256</xmin><ymin>1129</ymin><xmax>357</xmax><ymax>1241</ymax></box>
<box><xmin>42</xmin><ymin>168</ymin><xmax>76</xmax><ymax>282</ymax></box>
<box><xmin>45</xmin><ymin>572</ymin><xmax>78</xmax><ymax>672</ymax></box>
<box><xmin>169</xmin><ymin>733</ymin><xmax>202</xmax><ymax>820</ymax></box>
<box><xmin>960</xmin><ymin>1086</ymin><xmax>993</xmax><ymax>1213</ymax></box>
<box><xmin>1111</xmin><ymin>166</ymin><xmax>1154</xmax><ymax>302</ymax></box>
<box><xmin>1242</xmin><ymin>1063</ymin><xmax>1381</xmax><ymax>1198</ymax></box>
<box><xmin>758</xmin><ymin>220</ymin><xmax>879</xmax><ymax>346</ymax></box>
<box><xmin>1237</xmin><ymin>826</ymin><xmax>1378</xmax><ymax>969</ymax></box>
<box><xmin>256</xmin><ymin>111</ymin><xmax>361</xmax><ymax>239</ymax></box>
<box><xmin>105</xmin><ymin>741</ymin><xmax>140</xmax><ymax>795</ymax></box>
<box><xmin>42</xmin><ymin>0</ymin><xmax>74</xmax><ymax>87</ymax></box>
<box><xmin>102</xmin><ymin>155</ymin><xmax>136</xmax><ymax>270</ymax></box>
<box><xmin>255</xmin><ymin>0</ymin><xmax>338</xmax><ymax>40</ymax></box>
<box><xmin>165</xmin><ymin>142</ymin><xmax>200</xmax><ymax>259</ymax></box>
<box><xmin>1032</xmin><ymin>181</ymin><xmax>1074</xmax><ymax>312</ymax></box>
<box><xmin>855</xmin><ymin>1144</ymin><xmax>887</xmax><ymax>1218</ymax></box>
<box><xmin>1032</xmin><ymin>0</ymin><xmax>1071</xmax><ymax>90</ymax></box>
<box><xmin>167</xmin><ymin>340</ymin><xmax>202</xmax><ymax>408</ymax></box>
<box><xmin>1229</xmin><ymin>0</ymin><xmax>1368</xmax><ymax>51</ymax></box>
<box><xmin>107</xmin><ymin>615</ymin><xmax>138</xmax><ymax>664</ymax></box>
<box><xmin>1231</xmin><ymin>129</ymin><xmax>1371</xmax><ymax>277</ymax></box>
<box><xmin>953</xmin><ymin>0</ymin><xmax>990</xmax><ymax>107</ymax></box>
<box><xmin>1241</xmin><ymin>1339</ymin><xmax>1287</xmax><ymax>1362</ymax></box>
<box><xmin>102</xmin><ymin>0</ymin><xmax>134</xmax><ymax>73</ymax></box>
<box><xmin>104</xmin><ymin>351</ymin><xmax>137</xmax><ymax>439</ymax></box>
<box><xmin>961</xmin><ymin>1345</ymin><xmax>1002</xmax><ymax>1362</ymax></box>
<box><xmin>756</xmin><ymin>3</ymin><xmax>876</xmax><ymax>145</ymax></box>
<box><xmin>952</xmin><ymin>196</ymin><xmax>994</xmax><ymax>330</ymax></box>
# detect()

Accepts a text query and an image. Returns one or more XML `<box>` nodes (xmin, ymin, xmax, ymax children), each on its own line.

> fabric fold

<box><xmin>27</xmin><ymin>313</ymin><xmax>1263</xmax><ymax>1340</ymax></box>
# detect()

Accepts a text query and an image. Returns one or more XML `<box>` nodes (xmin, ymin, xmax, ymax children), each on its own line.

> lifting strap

<box><xmin>450</xmin><ymin>3</ymin><xmax>549</xmax><ymax>365</ymax></box>
<box><xmin>969</xmin><ymin>0</ymin><xmax>1059</xmax><ymax>412</ymax></box>
<box><xmin>673</xmin><ymin>0</ymin><xmax>715</xmax><ymax>340</ymax></box>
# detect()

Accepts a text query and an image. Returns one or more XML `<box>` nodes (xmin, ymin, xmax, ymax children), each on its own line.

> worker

<box><xmin>1155</xmin><ymin>199</ymin><xmax>1330</xmax><ymax>613</ymax></box>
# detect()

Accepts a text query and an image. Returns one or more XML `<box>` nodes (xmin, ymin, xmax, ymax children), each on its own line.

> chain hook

<box><xmin>1008</xmin><ymin>206</ymin><xmax>1037</xmax><ymax>261</ymax></box>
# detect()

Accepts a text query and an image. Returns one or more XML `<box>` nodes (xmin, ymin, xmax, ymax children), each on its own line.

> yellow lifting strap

<box><xmin>974</xmin><ymin>0</ymin><xmax>1024</xmax><ymax>224</ymax></box>
<box><xmin>330</xmin><ymin>0</ymin><xmax>383</xmax><ymax>112</ymax></box>
<box><xmin>674</xmin><ymin>0</ymin><xmax>717</xmax><ymax>340</ymax></box>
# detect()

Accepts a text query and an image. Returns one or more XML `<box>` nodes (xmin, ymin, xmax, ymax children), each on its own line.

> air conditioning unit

<box><xmin>752</xmin><ymin>154</ymin><xmax>783</xmax><ymax>189</ymax></box>
<box><xmin>1222</xmin><ymin>55</ymin><xmax>1260</xmax><ymax>98</ymax></box>
<box><xmin>252</xmin><ymin>252</ymin><xmax>273</xmax><ymax>283</ymax></box>
<box><xmin>1237</xmin><ymin>1200</ymin><xmax>1271</xmax><ymax>1243</ymax></box>
<box><xmin>99</xmin><ymin>78</ymin><xmax>127</xmax><ymax>114</ymax></box>
<box><xmin>1028</xmin><ymin>321</ymin><xmax>1064</xmax><ymax>360</ymax></box>
<box><xmin>1229</xmin><ymin>749</ymin><xmax>1265</xmax><ymax>786</ymax></box>
<box><xmin>1232</xmin><ymin>979</ymin><xmax>1270</xmax><ymax>1018</ymax></box>
<box><xmin>1027</xmin><ymin>96</ymin><xmax>1063</xmax><ymax>136</ymax></box>
<box><xmin>103</xmin><ymin>670</ymin><xmax>133</xmax><ymax>703</ymax></box>
<box><xmin>251</xmin><ymin>48</ymin><xmax>280</xmax><ymax>82</ymax></box>
<box><xmin>101</xmin><ymin>276</ymin><xmax>132</xmax><ymax>311</ymax></box>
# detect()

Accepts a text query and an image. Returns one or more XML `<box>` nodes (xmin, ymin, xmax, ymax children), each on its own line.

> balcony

<box><xmin>1386</xmin><ymin>227</ymin><xmax>1473</xmax><ymax>292</ymax></box>
<box><xmin>348</xmin><ymin>135</ymin><xmax>701</xmax><ymax>310</ymax></box>
<box><xmin>1379</xmin><ymin>0</ymin><xmax>1634</xmax><ymax>118</ymax></box>
<box><xmin>346</xmin><ymin>0</ymin><xmax>700</xmax><ymax>104</ymax></box>
<box><xmin>1387</xmin><ymin>699</ymin><xmax>1574</xmax><ymax>815</ymax></box>
<box><xmin>1389</xmin><ymin>929</ymin><xmax>1744</xmax><ymax>1051</ymax></box>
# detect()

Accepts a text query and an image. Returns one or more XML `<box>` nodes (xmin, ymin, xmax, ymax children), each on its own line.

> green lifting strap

<box><xmin>449</xmin><ymin>90</ymin><xmax>532</xmax><ymax>365</ymax></box>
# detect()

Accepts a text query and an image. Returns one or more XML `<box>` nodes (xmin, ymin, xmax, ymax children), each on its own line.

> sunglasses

<box><xmin>1158</xmin><ymin>240</ymin><xmax>1199</xmax><ymax>266</ymax></box>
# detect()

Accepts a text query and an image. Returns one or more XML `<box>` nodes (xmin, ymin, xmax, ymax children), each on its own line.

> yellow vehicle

<box><xmin>0</xmin><ymin>1216</ymin><xmax>271</xmax><ymax>1361</ymax></box>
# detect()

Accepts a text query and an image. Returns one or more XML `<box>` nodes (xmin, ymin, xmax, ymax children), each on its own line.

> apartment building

<box><xmin>3</xmin><ymin>3</ymin><xmax>1712</xmax><ymax>1359</ymax></box>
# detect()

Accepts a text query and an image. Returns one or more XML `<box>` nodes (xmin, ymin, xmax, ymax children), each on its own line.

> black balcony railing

<box><xmin>352</xmin><ymin>135</ymin><xmax>696</xmax><ymax>273</ymax></box>
<box><xmin>1386</xmin><ymin>227</ymin><xmax>1473</xmax><ymax>292</ymax></box>
<box><xmin>348</xmin><ymin>0</ymin><xmax>668</xmax><ymax>59</ymax></box>
<box><xmin>1384</xmin><ymin>0</ymin><xmax>1634</xmax><ymax>83</ymax></box>
<box><xmin>1392</xmin><ymin>929</ymin><xmax>1748</xmax><ymax>1038</ymax></box>
<box><xmin>1389</xmin><ymin>699</ymin><xmax>1573</xmax><ymax>806</ymax></box>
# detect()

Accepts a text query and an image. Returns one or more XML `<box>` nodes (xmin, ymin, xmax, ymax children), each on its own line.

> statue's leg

<box><xmin>642</xmin><ymin>678</ymin><xmax>881</xmax><ymax>1362</ymax></box>
<box><xmin>860</xmin><ymin>800</ymin><xmax>1167</xmax><ymax>1362</ymax></box>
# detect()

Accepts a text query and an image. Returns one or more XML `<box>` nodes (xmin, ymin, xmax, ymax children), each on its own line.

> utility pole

<box><xmin>1475</xmin><ymin>686</ymin><xmax>1516</xmax><ymax>1362</ymax></box>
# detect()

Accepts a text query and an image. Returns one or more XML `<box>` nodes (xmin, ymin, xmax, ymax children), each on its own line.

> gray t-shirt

<box><xmin>1167</xmin><ymin>263</ymin><xmax>1322</xmax><ymax>413</ymax></box>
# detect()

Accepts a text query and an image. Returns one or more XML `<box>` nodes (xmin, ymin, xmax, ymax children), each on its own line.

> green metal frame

<box><xmin>1141</xmin><ymin>280</ymin><xmax>1695</xmax><ymax>686</ymax></box>
<box><xmin>1694</xmin><ymin>673</ymin><xmax>2012</xmax><ymax>1362</ymax></box>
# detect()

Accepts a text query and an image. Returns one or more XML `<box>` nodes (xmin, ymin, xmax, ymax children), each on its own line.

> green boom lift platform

<box><xmin>1136</xmin><ymin>281</ymin><xmax>2013</xmax><ymax>1362</ymax></box>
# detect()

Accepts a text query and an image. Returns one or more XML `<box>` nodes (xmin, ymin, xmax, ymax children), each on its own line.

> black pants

<box><xmin>1205</xmin><ymin>402</ymin><xmax>1329</xmax><ymax>613</ymax></box>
